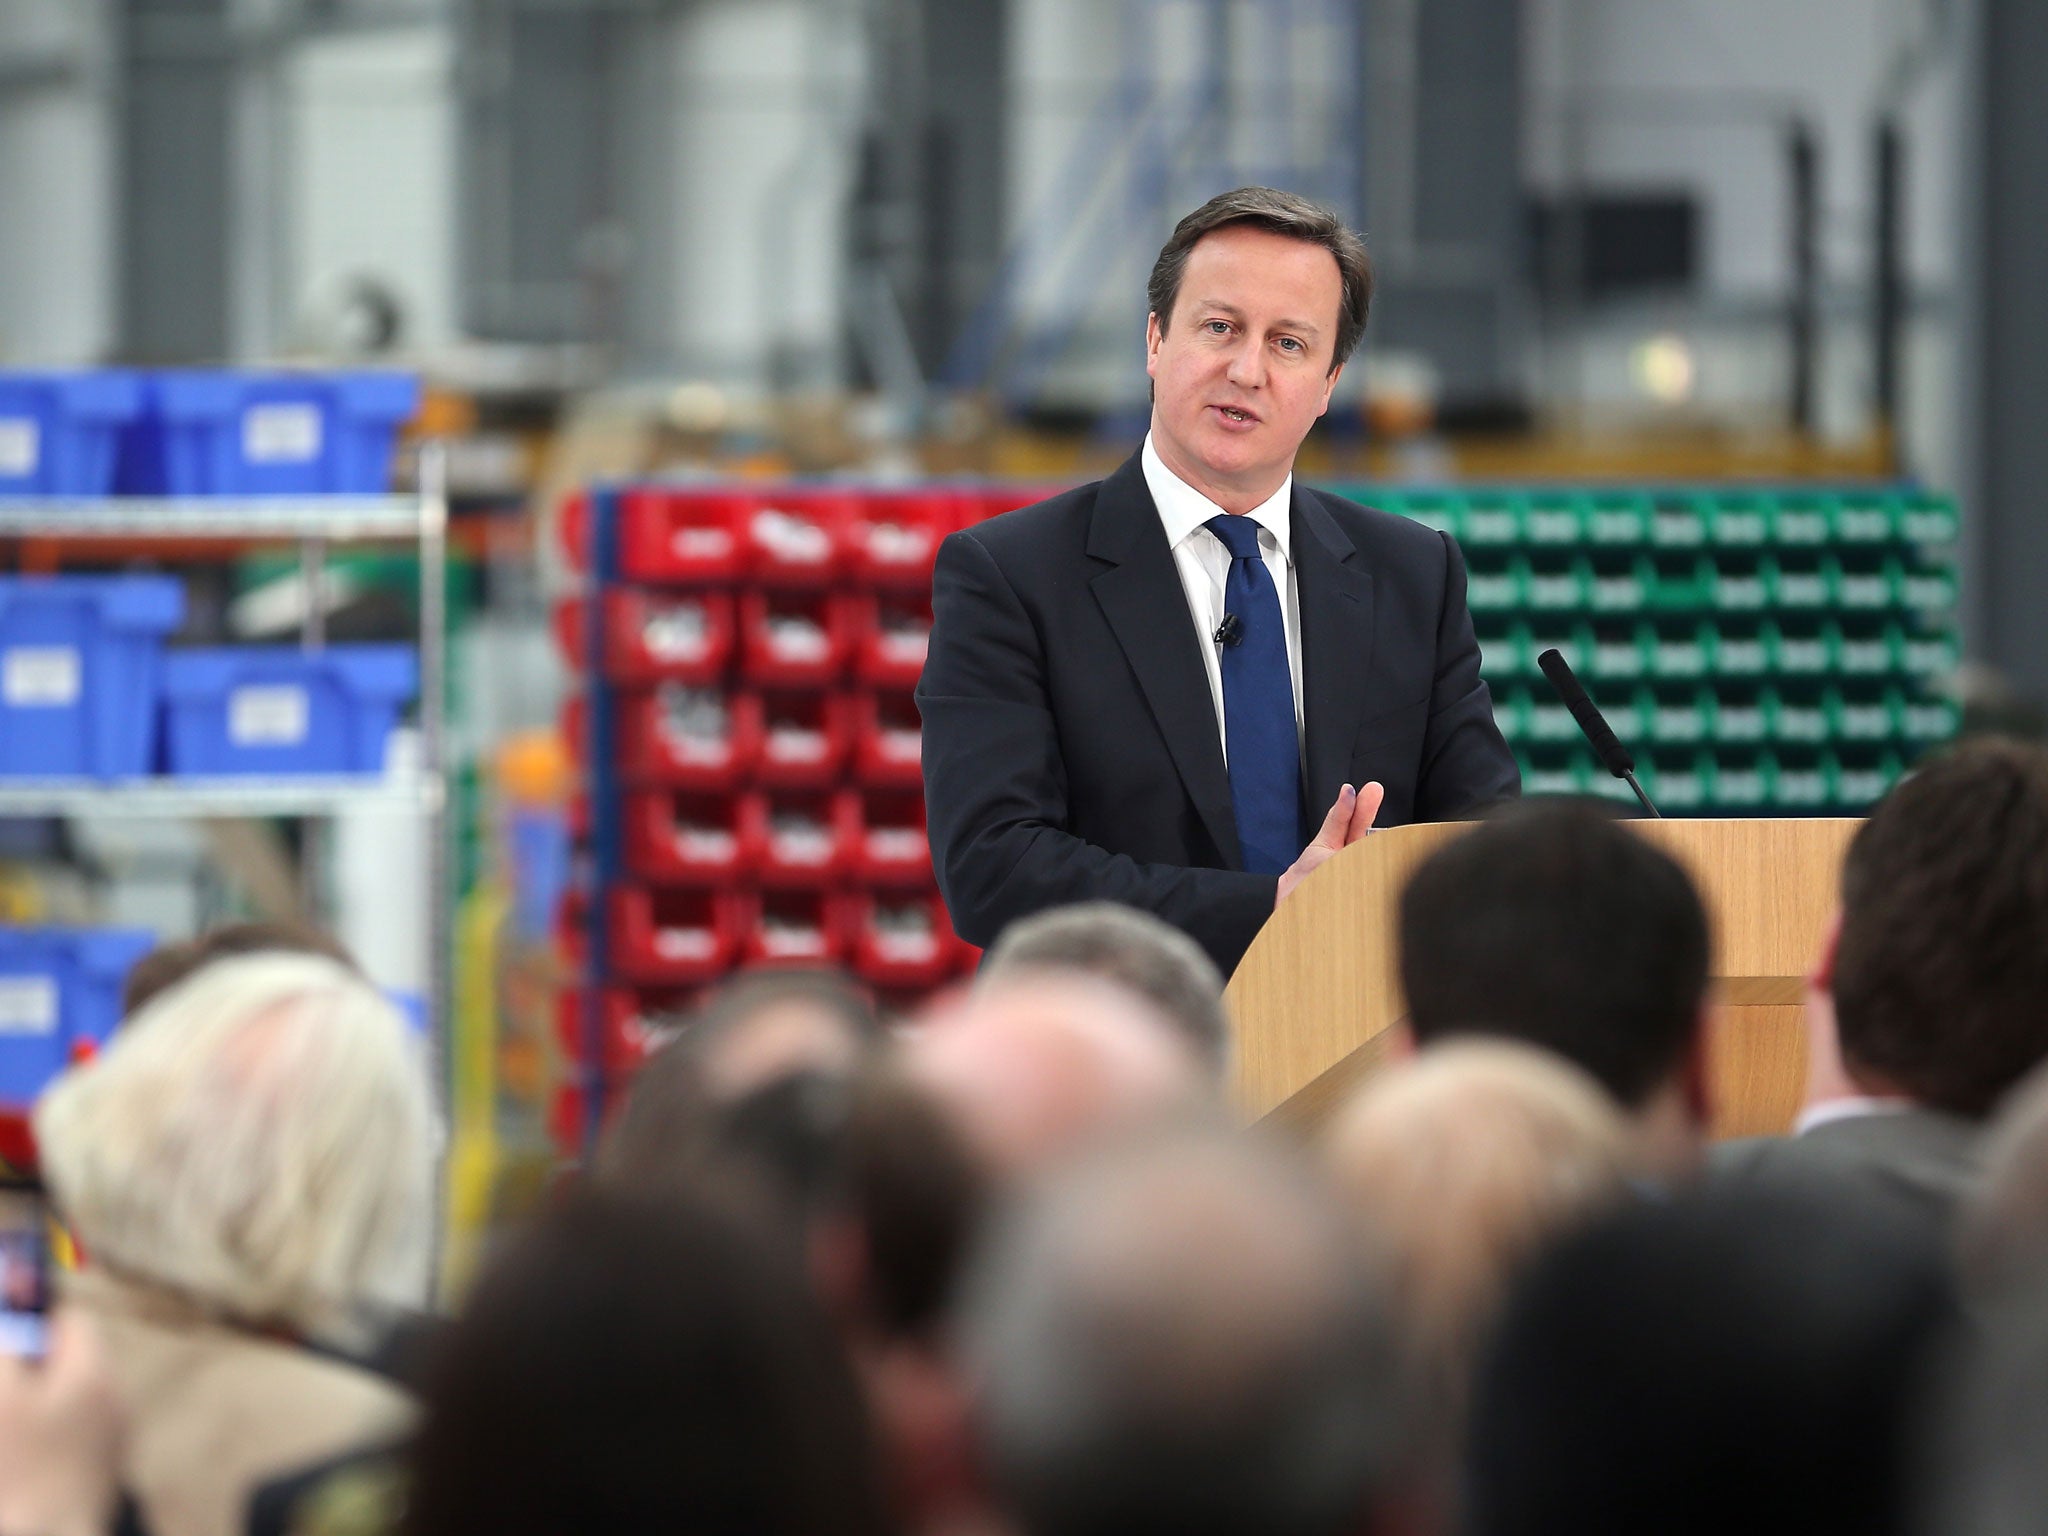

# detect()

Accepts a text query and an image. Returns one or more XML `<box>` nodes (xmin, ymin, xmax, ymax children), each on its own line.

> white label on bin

<box><xmin>2</xmin><ymin>648</ymin><xmax>80</xmax><ymax>708</ymax></box>
<box><xmin>0</xmin><ymin>418</ymin><xmax>38</xmax><ymax>478</ymax></box>
<box><xmin>242</xmin><ymin>403</ymin><xmax>323</xmax><ymax>465</ymax></box>
<box><xmin>0</xmin><ymin>979</ymin><xmax>57</xmax><ymax>1036</ymax></box>
<box><xmin>229</xmin><ymin>685</ymin><xmax>310</xmax><ymax>746</ymax></box>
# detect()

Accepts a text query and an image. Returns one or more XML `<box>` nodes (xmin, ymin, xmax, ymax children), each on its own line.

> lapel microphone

<box><xmin>1215</xmin><ymin>613</ymin><xmax>1244</xmax><ymax>647</ymax></box>
<box><xmin>1536</xmin><ymin>647</ymin><xmax>1661</xmax><ymax>817</ymax></box>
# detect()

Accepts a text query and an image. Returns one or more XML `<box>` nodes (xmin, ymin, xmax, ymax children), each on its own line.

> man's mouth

<box><xmin>1215</xmin><ymin>405</ymin><xmax>1257</xmax><ymax>424</ymax></box>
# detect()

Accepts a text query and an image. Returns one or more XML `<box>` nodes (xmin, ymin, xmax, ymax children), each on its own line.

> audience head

<box><xmin>402</xmin><ymin>1186</ymin><xmax>893</xmax><ymax>1536</ymax></box>
<box><xmin>981</xmin><ymin>902</ymin><xmax>1233</xmax><ymax>1072</ymax></box>
<box><xmin>1465</xmin><ymin>1186</ymin><xmax>1956</xmax><ymax>1536</ymax></box>
<box><xmin>690</xmin><ymin>968</ymin><xmax>886</xmax><ymax>1100</ymax></box>
<box><xmin>1957</xmin><ymin>1056</ymin><xmax>2048</xmax><ymax>1296</ymax></box>
<box><xmin>961</xmin><ymin>1129</ymin><xmax>1406</xmax><ymax>1536</ymax></box>
<box><xmin>121</xmin><ymin>919</ymin><xmax>358</xmax><ymax>1017</ymax></box>
<box><xmin>905</xmin><ymin>970</ymin><xmax>1210</xmax><ymax>1181</ymax></box>
<box><xmin>598</xmin><ymin>968</ymin><xmax>883</xmax><ymax>1191</ymax></box>
<box><xmin>1824</xmin><ymin>737</ymin><xmax>2048</xmax><ymax>1118</ymax></box>
<box><xmin>836</xmin><ymin>1068</ymin><xmax>987</xmax><ymax>1343</ymax></box>
<box><xmin>1324</xmin><ymin>1041</ymin><xmax>1633</xmax><ymax>1443</ymax></box>
<box><xmin>1398</xmin><ymin>802</ymin><xmax>1711</xmax><ymax>1154</ymax></box>
<box><xmin>1918</xmin><ymin>1286</ymin><xmax>2048</xmax><ymax>1536</ymax></box>
<box><xmin>37</xmin><ymin>951</ymin><xmax>433</xmax><ymax>1348</ymax></box>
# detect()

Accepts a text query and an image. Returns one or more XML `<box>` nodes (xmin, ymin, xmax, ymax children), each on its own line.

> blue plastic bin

<box><xmin>125</xmin><ymin>372</ymin><xmax>419</xmax><ymax>496</ymax></box>
<box><xmin>0</xmin><ymin>577</ymin><xmax>186</xmax><ymax>778</ymax></box>
<box><xmin>0</xmin><ymin>373</ymin><xmax>146</xmax><ymax>496</ymax></box>
<box><xmin>160</xmin><ymin>644</ymin><xmax>418</xmax><ymax>776</ymax></box>
<box><xmin>0</xmin><ymin>928</ymin><xmax>157</xmax><ymax>1106</ymax></box>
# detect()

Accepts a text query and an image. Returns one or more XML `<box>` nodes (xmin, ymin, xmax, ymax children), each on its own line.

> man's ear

<box><xmin>1317</xmin><ymin>358</ymin><xmax>1345</xmax><ymax>416</ymax></box>
<box><xmin>1145</xmin><ymin>311</ymin><xmax>1164</xmax><ymax>379</ymax></box>
<box><xmin>1809</xmin><ymin>908</ymin><xmax>1843</xmax><ymax>994</ymax></box>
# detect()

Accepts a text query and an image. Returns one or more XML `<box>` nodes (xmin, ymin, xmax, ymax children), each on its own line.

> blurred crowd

<box><xmin>8</xmin><ymin>736</ymin><xmax>2048</xmax><ymax>1536</ymax></box>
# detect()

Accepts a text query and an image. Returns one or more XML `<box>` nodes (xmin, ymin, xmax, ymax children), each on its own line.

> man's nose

<box><xmin>1225</xmin><ymin>340</ymin><xmax>1266</xmax><ymax>388</ymax></box>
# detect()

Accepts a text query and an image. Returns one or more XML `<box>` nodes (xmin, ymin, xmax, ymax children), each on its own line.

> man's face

<box><xmin>1145</xmin><ymin>223</ymin><xmax>1346</xmax><ymax>510</ymax></box>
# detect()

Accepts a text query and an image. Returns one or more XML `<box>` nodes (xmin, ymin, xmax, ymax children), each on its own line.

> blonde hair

<box><xmin>1324</xmin><ymin>1041</ymin><xmax>1633</xmax><ymax>1429</ymax></box>
<box><xmin>36</xmin><ymin>951</ymin><xmax>434</xmax><ymax>1346</ymax></box>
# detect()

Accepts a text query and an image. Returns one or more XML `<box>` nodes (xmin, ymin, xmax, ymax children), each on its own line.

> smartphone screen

<box><xmin>0</xmin><ymin>1180</ymin><xmax>49</xmax><ymax>1359</ymax></box>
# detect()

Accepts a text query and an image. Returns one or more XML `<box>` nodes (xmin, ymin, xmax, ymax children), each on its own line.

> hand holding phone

<box><xmin>0</xmin><ymin>1309</ymin><xmax>125</xmax><ymax>1536</ymax></box>
<box><xmin>0</xmin><ymin>1180</ymin><xmax>49</xmax><ymax>1360</ymax></box>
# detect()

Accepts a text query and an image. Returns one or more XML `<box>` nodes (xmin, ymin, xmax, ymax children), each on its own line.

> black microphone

<box><xmin>1536</xmin><ymin>647</ymin><xmax>1661</xmax><ymax>818</ymax></box>
<box><xmin>1215</xmin><ymin>613</ymin><xmax>1244</xmax><ymax>648</ymax></box>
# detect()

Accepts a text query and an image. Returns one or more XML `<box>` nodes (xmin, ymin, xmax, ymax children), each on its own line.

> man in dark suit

<box><xmin>918</xmin><ymin>186</ymin><xmax>1518</xmax><ymax>976</ymax></box>
<box><xmin>1715</xmin><ymin>739</ymin><xmax>2048</xmax><ymax>1236</ymax></box>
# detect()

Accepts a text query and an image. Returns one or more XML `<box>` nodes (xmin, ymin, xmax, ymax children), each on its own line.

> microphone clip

<box><xmin>1214</xmin><ymin>613</ymin><xmax>1244</xmax><ymax>648</ymax></box>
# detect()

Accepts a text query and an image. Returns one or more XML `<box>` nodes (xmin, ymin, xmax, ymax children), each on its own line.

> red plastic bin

<box><xmin>854</xmin><ymin>788</ymin><xmax>932</xmax><ymax>884</ymax></box>
<box><xmin>844</xmin><ymin>490</ymin><xmax>960</xmax><ymax>587</ymax></box>
<box><xmin>549</xmin><ymin>1082</ymin><xmax>596</xmax><ymax>1159</ymax></box>
<box><xmin>852</xmin><ymin>690</ymin><xmax>925</xmax><ymax>786</ymax></box>
<box><xmin>746</xmin><ymin>789</ymin><xmax>861</xmax><ymax>886</ymax></box>
<box><xmin>597</xmin><ymin>687</ymin><xmax>761</xmax><ymax>788</ymax></box>
<box><xmin>557</xmin><ymin>492</ymin><xmax>591</xmax><ymax>571</ymax></box>
<box><xmin>739</xmin><ymin>890</ymin><xmax>852</xmax><ymax>968</ymax></box>
<box><xmin>554</xmin><ymin>890</ymin><xmax>590</xmax><ymax>970</ymax></box>
<box><xmin>625</xmin><ymin>789</ymin><xmax>750</xmax><ymax>884</ymax></box>
<box><xmin>608</xmin><ymin>887</ymin><xmax>748</xmax><ymax>984</ymax></box>
<box><xmin>754</xmin><ymin>691</ymin><xmax>851</xmax><ymax>788</ymax></box>
<box><xmin>554</xmin><ymin>986</ymin><xmax>688</xmax><ymax>1075</ymax></box>
<box><xmin>740</xmin><ymin>591</ymin><xmax>855</xmax><ymax>688</ymax></box>
<box><xmin>743</xmin><ymin>488</ymin><xmax>854</xmax><ymax>586</ymax></box>
<box><xmin>553</xmin><ymin>589</ymin><xmax>735</xmax><ymax>686</ymax></box>
<box><xmin>619</xmin><ymin>488</ymin><xmax>748</xmax><ymax>584</ymax></box>
<box><xmin>852</xmin><ymin>593</ymin><xmax>933</xmax><ymax>688</ymax></box>
<box><xmin>564</xmin><ymin>689</ymin><xmax>759</xmax><ymax>789</ymax></box>
<box><xmin>849</xmin><ymin>891</ymin><xmax>963</xmax><ymax>990</ymax></box>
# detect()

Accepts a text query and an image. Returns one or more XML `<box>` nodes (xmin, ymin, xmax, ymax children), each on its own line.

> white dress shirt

<box><xmin>1141</xmin><ymin>434</ymin><xmax>1305</xmax><ymax>768</ymax></box>
<box><xmin>1792</xmin><ymin>1095</ymin><xmax>1915</xmax><ymax>1136</ymax></box>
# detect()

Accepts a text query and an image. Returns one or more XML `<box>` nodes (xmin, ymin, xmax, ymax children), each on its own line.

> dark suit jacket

<box><xmin>917</xmin><ymin>452</ymin><xmax>1520</xmax><ymax>976</ymax></box>
<box><xmin>1713</xmin><ymin>1106</ymin><xmax>1983</xmax><ymax>1240</ymax></box>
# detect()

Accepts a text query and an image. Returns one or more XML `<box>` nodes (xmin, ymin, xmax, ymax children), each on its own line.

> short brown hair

<box><xmin>1146</xmin><ymin>186</ymin><xmax>1374</xmax><ymax>371</ymax></box>
<box><xmin>1399</xmin><ymin>802</ymin><xmax>1710</xmax><ymax>1109</ymax></box>
<box><xmin>122</xmin><ymin>920</ymin><xmax>358</xmax><ymax>1017</ymax></box>
<box><xmin>1833</xmin><ymin>737</ymin><xmax>2048</xmax><ymax>1118</ymax></box>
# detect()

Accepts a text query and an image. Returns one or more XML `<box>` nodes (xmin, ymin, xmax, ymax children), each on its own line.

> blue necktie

<box><xmin>1204</xmin><ymin>514</ymin><xmax>1303</xmax><ymax>874</ymax></box>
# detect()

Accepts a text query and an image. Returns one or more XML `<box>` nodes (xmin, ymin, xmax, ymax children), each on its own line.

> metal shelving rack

<box><xmin>0</xmin><ymin>445</ymin><xmax>452</xmax><ymax>1067</ymax></box>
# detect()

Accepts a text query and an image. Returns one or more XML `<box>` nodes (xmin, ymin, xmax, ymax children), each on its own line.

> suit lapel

<box><xmin>1087</xmin><ymin>454</ymin><xmax>1244</xmax><ymax>868</ymax></box>
<box><xmin>1293</xmin><ymin>484</ymin><xmax>1378</xmax><ymax>816</ymax></box>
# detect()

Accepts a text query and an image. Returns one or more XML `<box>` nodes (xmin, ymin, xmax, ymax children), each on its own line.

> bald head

<box><xmin>961</xmin><ymin>1131</ymin><xmax>1404</xmax><ymax>1536</ymax></box>
<box><xmin>904</xmin><ymin>969</ymin><xmax>1209</xmax><ymax>1179</ymax></box>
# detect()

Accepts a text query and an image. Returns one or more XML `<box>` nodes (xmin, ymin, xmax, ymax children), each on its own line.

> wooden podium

<box><xmin>1224</xmin><ymin>819</ymin><xmax>1860</xmax><ymax>1140</ymax></box>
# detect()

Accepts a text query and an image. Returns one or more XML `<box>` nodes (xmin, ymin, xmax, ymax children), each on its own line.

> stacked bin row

<box><xmin>0</xmin><ymin>576</ymin><xmax>417</xmax><ymax>779</ymax></box>
<box><xmin>0</xmin><ymin>370</ymin><xmax>420</xmax><ymax>497</ymax></box>
<box><xmin>554</xmin><ymin>482</ymin><xmax>1047</xmax><ymax>1146</ymax></box>
<box><xmin>1333</xmin><ymin>486</ymin><xmax>1963</xmax><ymax>810</ymax></box>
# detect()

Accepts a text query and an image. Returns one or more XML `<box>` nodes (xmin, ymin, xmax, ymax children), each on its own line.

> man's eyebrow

<box><xmin>1190</xmin><ymin>299</ymin><xmax>1323</xmax><ymax>336</ymax></box>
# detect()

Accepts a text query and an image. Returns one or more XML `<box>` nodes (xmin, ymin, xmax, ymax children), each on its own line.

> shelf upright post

<box><xmin>581</xmin><ymin>486</ymin><xmax>622</xmax><ymax>1155</ymax></box>
<box><xmin>418</xmin><ymin>443</ymin><xmax>452</xmax><ymax>1116</ymax></box>
<box><xmin>297</xmin><ymin>533</ymin><xmax>330</xmax><ymax>917</ymax></box>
